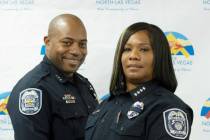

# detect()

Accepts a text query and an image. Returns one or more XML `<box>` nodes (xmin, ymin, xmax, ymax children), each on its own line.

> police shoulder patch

<box><xmin>163</xmin><ymin>108</ymin><xmax>189</xmax><ymax>139</ymax></box>
<box><xmin>19</xmin><ymin>88</ymin><xmax>42</xmax><ymax>115</ymax></box>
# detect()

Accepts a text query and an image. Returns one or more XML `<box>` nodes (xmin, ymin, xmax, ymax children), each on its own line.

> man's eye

<box><xmin>62</xmin><ymin>41</ymin><xmax>73</xmax><ymax>46</ymax></box>
<box><xmin>79</xmin><ymin>42</ymin><xmax>87</xmax><ymax>48</ymax></box>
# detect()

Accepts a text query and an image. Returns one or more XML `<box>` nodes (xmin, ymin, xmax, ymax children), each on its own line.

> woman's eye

<box><xmin>123</xmin><ymin>48</ymin><xmax>131</xmax><ymax>52</ymax></box>
<box><xmin>140</xmin><ymin>48</ymin><xmax>149</xmax><ymax>52</ymax></box>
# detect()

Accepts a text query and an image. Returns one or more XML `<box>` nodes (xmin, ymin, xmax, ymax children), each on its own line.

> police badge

<box><xmin>127</xmin><ymin>101</ymin><xmax>144</xmax><ymax>119</ymax></box>
<box><xmin>163</xmin><ymin>108</ymin><xmax>189</xmax><ymax>139</ymax></box>
<box><xmin>19</xmin><ymin>88</ymin><xmax>42</xmax><ymax>115</ymax></box>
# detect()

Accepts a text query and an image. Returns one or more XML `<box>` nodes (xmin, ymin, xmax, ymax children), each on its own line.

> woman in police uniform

<box><xmin>85</xmin><ymin>22</ymin><xmax>193</xmax><ymax>140</ymax></box>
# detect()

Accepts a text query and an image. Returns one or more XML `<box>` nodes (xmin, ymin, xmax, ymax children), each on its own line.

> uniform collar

<box><xmin>42</xmin><ymin>56</ymin><xmax>76</xmax><ymax>84</ymax></box>
<box><xmin>129</xmin><ymin>80</ymin><xmax>159</xmax><ymax>101</ymax></box>
<box><xmin>109</xmin><ymin>80</ymin><xmax>159</xmax><ymax>101</ymax></box>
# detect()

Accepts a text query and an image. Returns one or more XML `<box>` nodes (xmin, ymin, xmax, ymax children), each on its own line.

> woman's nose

<box><xmin>129</xmin><ymin>49</ymin><xmax>140</xmax><ymax>60</ymax></box>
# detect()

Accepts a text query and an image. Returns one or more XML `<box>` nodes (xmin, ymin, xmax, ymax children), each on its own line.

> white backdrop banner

<box><xmin>0</xmin><ymin>0</ymin><xmax>210</xmax><ymax>139</ymax></box>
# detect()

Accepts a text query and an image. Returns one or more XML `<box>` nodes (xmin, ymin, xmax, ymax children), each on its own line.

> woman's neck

<box><xmin>126</xmin><ymin>79</ymin><xmax>153</xmax><ymax>92</ymax></box>
<box><xmin>126</xmin><ymin>82</ymin><xmax>138</xmax><ymax>92</ymax></box>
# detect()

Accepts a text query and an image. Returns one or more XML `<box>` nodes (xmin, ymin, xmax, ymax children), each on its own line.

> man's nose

<box><xmin>69</xmin><ymin>42</ymin><xmax>82</xmax><ymax>56</ymax></box>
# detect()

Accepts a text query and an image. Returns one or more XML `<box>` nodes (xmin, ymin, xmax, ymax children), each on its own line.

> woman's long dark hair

<box><xmin>110</xmin><ymin>22</ymin><xmax>177</xmax><ymax>95</ymax></box>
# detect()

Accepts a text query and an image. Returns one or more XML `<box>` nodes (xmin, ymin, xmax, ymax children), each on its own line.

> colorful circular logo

<box><xmin>200</xmin><ymin>98</ymin><xmax>210</xmax><ymax>133</ymax></box>
<box><xmin>40</xmin><ymin>45</ymin><xmax>46</xmax><ymax>55</ymax></box>
<box><xmin>165</xmin><ymin>32</ymin><xmax>194</xmax><ymax>72</ymax></box>
<box><xmin>0</xmin><ymin>92</ymin><xmax>13</xmax><ymax>131</ymax></box>
<box><xmin>165</xmin><ymin>32</ymin><xmax>194</xmax><ymax>58</ymax></box>
<box><xmin>0</xmin><ymin>92</ymin><xmax>10</xmax><ymax>115</ymax></box>
<box><xmin>201</xmin><ymin>98</ymin><xmax>210</xmax><ymax>119</ymax></box>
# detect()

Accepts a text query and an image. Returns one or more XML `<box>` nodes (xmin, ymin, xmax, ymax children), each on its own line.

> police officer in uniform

<box><xmin>7</xmin><ymin>14</ymin><xmax>98</xmax><ymax>140</ymax></box>
<box><xmin>85</xmin><ymin>22</ymin><xmax>193</xmax><ymax>140</ymax></box>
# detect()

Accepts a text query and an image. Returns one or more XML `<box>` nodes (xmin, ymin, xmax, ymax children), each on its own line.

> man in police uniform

<box><xmin>7</xmin><ymin>14</ymin><xmax>98</xmax><ymax>140</ymax></box>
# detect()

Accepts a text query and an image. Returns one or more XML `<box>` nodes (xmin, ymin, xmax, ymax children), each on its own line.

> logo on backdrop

<box><xmin>0</xmin><ymin>0</ymin><xmax>34</xmax><ymax>11</ymax></box>
<box><xmin>203</xmin><ymin>0</ymin><xmax>210</xmax><ymax>11</ymax></box>
<box><xmin>200</xmin><ymin>98</ymin><xmax>210</xmax><ymax>132</ymax></box>
<box><xmin>95</xmin><ymin>0</ymin><xmax>142</xmax><ymax>11</ymax></box>
<box><xmin>0</xmin><ymin>92</ymin><xmax>13</xmax><ymax>131</ymax></box>
<box><xmin>165</xmin><ymin>32</ymin><xmax>194</xmax><ymax>73</ymax></box>
<box><xmin>40</xmin><ymin>45</ymin><xmax>46</xmax><ymax>55</ymax></box>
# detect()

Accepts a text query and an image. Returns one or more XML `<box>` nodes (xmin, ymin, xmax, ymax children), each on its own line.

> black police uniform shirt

<box><xmin>85</xmin><ymin>80</ymin><xmax>193</xmax><ymax>140</ymax></box>
<box><xmin>7</xmin><ymin>56</ymin><xmax>98</xmax><ymax>140</ymax></box>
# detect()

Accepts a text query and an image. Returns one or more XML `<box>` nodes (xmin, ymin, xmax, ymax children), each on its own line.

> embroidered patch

<box><xmin>19</xmin><ymin>88</ymin><xmax>42</xmax><ymax>115</ymax></box>
<box><xmin>163</xmin><ymin>108</ymin><xmax>189</xmax><ymax>139</ymax></box>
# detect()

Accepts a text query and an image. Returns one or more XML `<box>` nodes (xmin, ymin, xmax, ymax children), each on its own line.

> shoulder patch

<box><xmin>19</xmin><ymin>88</ymin><xmax>42</xmax><ymax>115</ymax></box>
<box><xmin>163</xmin><ymin>108</ymin><xmax>189</xmax><ymax>139</ymax></box>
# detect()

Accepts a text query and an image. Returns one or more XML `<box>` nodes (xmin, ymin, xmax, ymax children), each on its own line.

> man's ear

<box><xmin>44</xmin><ymin>36</ymin><xmax>51</xmax><ymax>54</ymax></box>
<box><xmin>44</xmin><ymin>36</ymin><xmax>53</xmax><ymax>57</ymax></box>
<box><xmin>44</xmin><ymin>36</ymin><xmax>50</xmax><ymax>46</ymax></box>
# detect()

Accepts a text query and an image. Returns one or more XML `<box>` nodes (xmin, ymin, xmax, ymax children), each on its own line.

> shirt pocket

<box><xmin>85</xmin><ymin>112</ymin><xmax>98</xmax><ymax>129</ymax></box>
<box><xmin>52</xmin><ymin>103</ymin><xmax>88</xmax><ymax>139</ymax></box>
<box><xmin>110</xmin><ymin>112</ymin><xmax>145</xmax><ymax>138</ymax></box>
<box><xmin>56</xmin><ymin>103</ymin><xmax>88</xmax><ymax>120</ymax></box>
<box><xmin>85</xmin><ymin>109</ymin><xmax>103</xmax><ymax>140</ymax></box>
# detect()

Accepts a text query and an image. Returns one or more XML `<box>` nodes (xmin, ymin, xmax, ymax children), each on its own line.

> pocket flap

<box><xmin>110</xmin><ymin>124</ymin><xmax>142</xmax><ymax>137</ymax></box>
<box><xmin>85</xmin><ymin>113</ymin><xmax>98</xmax><ymax>129</ymax></box>
<box><xmin>57</xmin><ymin>104</ymin><xmax>87</xmax><ymax>119</ymax></box>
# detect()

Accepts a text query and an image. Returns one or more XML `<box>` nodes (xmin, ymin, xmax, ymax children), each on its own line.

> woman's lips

<box><xmin>127</xmin><ymin>64</ymin><xmax>143</xmax><ymax>68</ymax></box>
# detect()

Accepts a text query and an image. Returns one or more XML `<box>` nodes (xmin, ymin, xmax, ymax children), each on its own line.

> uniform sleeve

<box><xmin>7</xmin><ymin>86</ymin><xmax>51</xmax><ymax>140</ymax></box>
<box><xmin>147</xmin><ymin>107</ymin><xmax>193</xmax><ymax>140</ymax></box>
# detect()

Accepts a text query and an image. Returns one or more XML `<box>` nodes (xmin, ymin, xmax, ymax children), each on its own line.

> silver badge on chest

<box><xmin>127</xmin><ymin>101</ymin><xmax>144</xmax><ymax>119</ymax></box>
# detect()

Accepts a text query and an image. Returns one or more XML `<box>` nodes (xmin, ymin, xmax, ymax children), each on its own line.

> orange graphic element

<box><xmin>205</xmin><ymin>111</ymin><xmax>210</xmax><ymax>119</ymax></box>
<box><xmin>167</xmin><ymin>33</ymin><xmax>191</xmax><ymax>59</ymax></box>
<box><xmin>0</xmin><ymin>97</ymin><xmax>9</xmax><ymax>114</ymax></box>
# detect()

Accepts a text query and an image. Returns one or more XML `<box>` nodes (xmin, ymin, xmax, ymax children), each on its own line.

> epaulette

<box><xmin>76</xmin><ymin>73</ymin><xmax>98</xmax><ymax>101</ymax></box>
<box><xmin>75</xmin><ymin>73</ymin><xmax>85</xmax><ymax>80</ymax></box>
<box><xmin>35</xmin><ymin>64</ymin><xmax>50</xmax><ymax>81</ymax></box>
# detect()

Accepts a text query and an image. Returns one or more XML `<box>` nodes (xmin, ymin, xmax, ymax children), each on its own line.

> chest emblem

<box><xmin>127</xmin><ymin>101</ymin><xmax>144</xmax><ymax>119</ymax></box>
<box><xmin>62</xmin><ymin>94</ymin><xmax>76</xmax><ymax>104</ymax></box>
